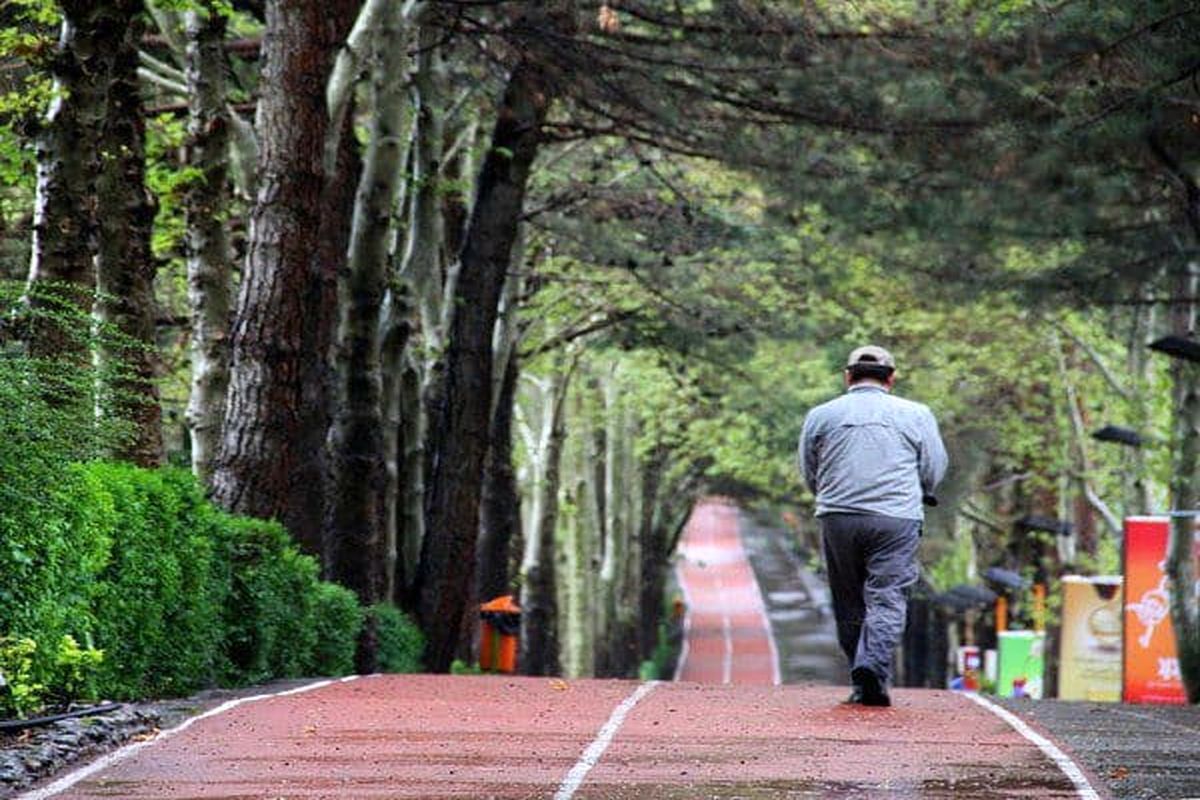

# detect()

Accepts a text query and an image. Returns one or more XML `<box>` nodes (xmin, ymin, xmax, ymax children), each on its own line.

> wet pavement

<box><xmin>996</xmin><ymin>697</ymin><xmax>1200</xmax><ymax>800</ymax></box>
<box><xmin>738</xmin><ymin>511</ymin><xmax>846</xmax><ymax>687</ymax></box>
<box><xmin>673</xmin><ymin>500</ymin><xmax>779</xmax><ymax>685</ymax></box>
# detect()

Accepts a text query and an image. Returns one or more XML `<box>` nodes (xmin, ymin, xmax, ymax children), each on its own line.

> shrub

<box><xmin>217</xmin><ymin>516</ymin><xmax>320</xmax><ymax>684</ymax></box>
<box><xmin>84</xmin><ymin>463</ymin><xmax>226</xmax><ymax>699</ymax></box>
<box><xmin>0</xmin><ymin>637</ymin><xmax>45</xmax><ymax>718</ymax></box>
<box><xmin>309</xmin><ymin>582</ymin><xmax>364</xmax><ymax>677</ymax></box>
<box><xmin>0</xmin><ymin>336</ymin><xmax>119</xmax><ymax>691</ymax></box>
<box><xmin>370</xmin><ymin>604</ymin><xmax>424</xmax><ymax>673</ymax></box>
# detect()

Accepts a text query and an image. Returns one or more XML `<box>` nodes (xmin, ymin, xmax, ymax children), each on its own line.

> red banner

<box><xmin>1122</xmin><ymin>516</ymin><xmax>1198</xmax><ymax>704</ymax></box>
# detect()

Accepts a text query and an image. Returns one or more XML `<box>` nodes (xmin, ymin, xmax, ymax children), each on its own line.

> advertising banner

<box><xmin>997</xmin><ymin>631</ymin><xmax>1044</xmax><ymax>699</ymax></box>
<box><xmin>1058</xmin><ymin>575</ymin><xmax>1122</xmax><ymax>702</ymax></box>
<box><xmin>1122</xmin><ymin>516</ymin><xmax>1200</xmax><ymax>704</ymax></box>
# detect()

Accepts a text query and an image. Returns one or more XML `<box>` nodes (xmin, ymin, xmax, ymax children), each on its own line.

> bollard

<box><xmin>1032</xmin><ymin>583</ymin><xmax>1046</xmax><ymax>632</ymax></box>
<box><xmin>479</xmin><ymin>595</ymin><xmax>522</xmax><ymax>673</ymax></box>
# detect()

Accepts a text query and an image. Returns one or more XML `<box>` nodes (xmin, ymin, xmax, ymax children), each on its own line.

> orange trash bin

<box><xmin>479</xmin><ymin>595</ymin><xmax>521</xmax><ymax>673</ymax></box>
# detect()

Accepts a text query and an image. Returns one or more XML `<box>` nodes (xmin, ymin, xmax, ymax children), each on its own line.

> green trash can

<box><xmin>997</xmin><ymin>630</ymin><xmax>1045</xmax><ymax>699</ymax></box>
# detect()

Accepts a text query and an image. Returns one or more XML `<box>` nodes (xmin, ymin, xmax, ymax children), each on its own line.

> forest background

<box><xmin>1</xmin><ymin>0</ymin><xmax>1199</xmax><ymax>705</ymax></box>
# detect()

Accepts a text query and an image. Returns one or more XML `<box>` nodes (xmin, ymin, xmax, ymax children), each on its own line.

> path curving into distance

<box><xmin>18</xmin><ymin>499</ymin><xmax>1103</xmax><ymax>799</ymax></box>
<box><xmin>673</xmin><ymin>498</ymin><xmax>781</xmax><ymax>685</ymax></box>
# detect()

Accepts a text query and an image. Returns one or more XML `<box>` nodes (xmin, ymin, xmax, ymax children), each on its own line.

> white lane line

<box><xmin>731</xmin><ymin>537</ymin><xmax>782</xmax><ymax>687</ymax></box>
<box><xmin>724</xmin><ymin>525</ymin><xmax>782</xmax><ymax>690</ymax></box>
<box><xmin>16</xmin><ymin>676</ymin><xmax>360</xmax><ymax>800</ymax></box>
<box><xmin>553</xmin><ymin>681</ymin><xmax>658</xmax><ymax>800</ymax></box>
<box><xmin>962</xmin><ymin>692</ymin><xmax>1101</xmax><ymax>800</ymax></box>
<box><xmin>716</xmin><ymin>573</ymin><xmax>733</xmax><ymax>685</ymax></box>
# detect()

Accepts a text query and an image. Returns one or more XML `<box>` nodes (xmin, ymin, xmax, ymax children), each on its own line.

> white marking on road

<box><xmin>553</xmin><ymin>681</ymin><xmax>658</xmax><ymax>800</ymax></box>
<box><xmin>963</xmin><ymin>692</ymin><xmax>1101</xmax><ymax>800</ymax></box>
<box><xmin>15</xmin><ymin>676</ymin><xmax>360</xmax><ymax>800</ymax></box>
<box><xmin>731</xmin><ymin>535</ymin><xmax>782</xmax><ymax>686</ymax></box>
<box><xmin>716</xmin><ymin>573</ymin><xmax>733</xmax><ymax>684</ymax></box>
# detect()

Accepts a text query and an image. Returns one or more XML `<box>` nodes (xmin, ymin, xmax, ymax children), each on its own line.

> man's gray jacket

<box><xmin>798</xmin><ymin>384</ymin><xmax>948</xmax><ymax>521</ymax></box>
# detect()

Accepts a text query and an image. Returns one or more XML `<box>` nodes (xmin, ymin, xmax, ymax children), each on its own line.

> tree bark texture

<box><xmin>382</xmin><ymin>287</ymin><xmax>415</xmax><ymax>603</ymax></box>
<box><xmin>562</xmin><ymin>386</ymin><xmax>597</xmax><ymax>678</ymax></box>
<box><xmin>184</xmin><ymin>3</ymin><xmax>233</xmax><ymax>486</ymax></box>
<box><xmin>92</xmin><ymin>0</ymin><xmax>164</xmax><ymax>467</ymax></box>
<box><xmin>519</xmin><ymin>362</ymin><xmax>572</xmax><ymax>676</ymax></box>
<box><xmin>404</xmin><ymin>23</ymin><xmax>448</xmax><ymax>356</ymax></box>
<box><xmin>477</xmin><ymin>354</ymin><xmax>522</xmax><ymax>602</ymax></box>
<box><xmin>326</xmin><ymin>7</ymin><xmax>415</xmax><ymax>633</ymax></box>
<box><xmin>211</xmin><ymin>0</ymin><xmax>357</xmax><ymax>535</ymax></box>
<box><xmin>394</xmin><ymin>353</ymin><xmax>426</xmax><ymax>601</ymax></box>
<box><xmin>25</xmin><ymin>3</ymin><xmax>111</xmax><ymax>361</ymax></box>
<box><xmin>413</xmin><ymin>58</ymin><xmax>555</xmax><ymax>672</ymax></box>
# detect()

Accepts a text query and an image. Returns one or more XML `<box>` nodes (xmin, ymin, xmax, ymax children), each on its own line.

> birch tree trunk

<box><xmin>387</xmin><ymin>24</ymin><xmax>443</xmax><ymax>599</ymax></box>
<box><xmin>562</xmin><ymin>387</ymin><xmax>598</xmax><ymax>678</ymax></box>
<box><xmin>326</xmin><ymin>6</ymin><xmax>416</xmax><ymax>640</ymax></box>
<box><xmin>211</xmin><ymin>0</ymin><xmax>355</xmax><ymax>534</ymax></box>
<box><xmin>93</xmin><ymin>0</ymin><xmax>164</xmax><ymax>467</ymax></box>
<box><xmin>183</xmin><ymin>3</ymin><xmax>232</xmax><ymax>485</ymax></box>
<box><xmin>519</xmin><ymin>361</ymin><xmax>573</xmax><ymax>676</ymax></box>
<box><xmin>413</xmin><ymin>53</ymin><xmax>558</xmax><ymax>672</ymax></box>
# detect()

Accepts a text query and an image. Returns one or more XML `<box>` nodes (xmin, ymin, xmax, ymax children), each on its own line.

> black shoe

<box><xmin>842</xmin><ymin>685</ymin><xmax>863</xmax><ymax>704</ymax></box>
<box><xmin>851</xmin><ymin>667</ymin><xmax>891</xmax><ymax>707</ymax></box>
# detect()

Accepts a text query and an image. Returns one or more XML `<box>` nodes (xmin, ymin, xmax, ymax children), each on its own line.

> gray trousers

<box><xmin>819</xmin><ymin>513</ymin><xmax>920</xmax><ymax>684</ymax></box>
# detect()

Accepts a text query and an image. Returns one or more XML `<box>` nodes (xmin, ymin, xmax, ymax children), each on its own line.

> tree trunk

<box><xmin>1168</xmin><ymin>263</ymin><xmax>1200</xmax><ymax>704</ymax></box>
<box><xmin>413</xmin><ymin>56</ymin><xmax>556</xmax><ymax>672</ymax></box>
<box><xmin>394</xmin><ymin>354</ymin><xmax>426</xmax><ymax>600</ymax></box>
<box><xmin>25</xmin><ymin>3</ymin><xmax>110</xmax><ymax>361</ymax></box>
<box><xmin>93</xmin><ymin>0</ymin><xmax>163</xmax><ymax>467</ymax></box>
<box><xmin>519</xmin><ymin>361</ymin><xmax>573</xmax><ymax>676</ymax></box>
<box><xmin>1127</xmin><ymin>294</ymin><xmax>1155</xmax><ymax>515</ymax></box>
<box><xmin>1168</xmin><ymin>353</ymin><xmax>1200</xmax><ymax>704</ymax></box>
<box><xmin>211</xmin><ymin>0</ymin><xmax>355</xmax><ymax>533</ymax></box>
<box><xmin>562</xmin><ymin>386</ymin><xmax>598</xmax><ymax>678</ymax></box>
<box><xmin>388</xmin><ymin>24</ymin><xmax>443</xmax><ymax>601</ymax></box>
<box><xmin>477</xmin><ymin>355</ymin><xmax>522</xmax><ymax>602</ymax></box>
<box><xmin>183</xmin><ymin>3</ymin><xmax>232</xmax><ymax>485</ymax></box>
<box><xmin>326</xmin><ymin>5</ymin><xmax>416</xmax><ymax>657</ymax></box>
<box><xmin>638</xmin><ymin>448</ymin><xmax>667</xmax><ymax>661</ymax></box>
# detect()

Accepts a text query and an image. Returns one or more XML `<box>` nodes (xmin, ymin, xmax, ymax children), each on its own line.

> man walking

<box><xmin>798</xmin><ymin>345</ymin><xmax>947</xmax><ymax>707</ymax></box>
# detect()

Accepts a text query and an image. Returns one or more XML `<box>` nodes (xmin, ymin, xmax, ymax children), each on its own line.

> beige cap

<box><xmin>846</xmin><ymin>345</ymin><xmax>895</xmax><ymax>369</ymax></box>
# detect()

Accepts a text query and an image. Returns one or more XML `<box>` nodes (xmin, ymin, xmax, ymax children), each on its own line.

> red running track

<box><xmin>19</xmin><ymin>501</ymin><xmax>1102</xmax><ymax>798</ymax></box>
<box><xmin>673</xmin><ymin>498</ymin><xmax>781</xmax><ymax>685</ymax></box>
<box><xmin>26</xmin><ymin>676</ymin><xmax>1098</xmax><ymax>799</ymax></box>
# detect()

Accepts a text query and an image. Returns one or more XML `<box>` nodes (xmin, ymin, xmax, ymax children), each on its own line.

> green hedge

<box><xmin>1</xmin><ymin>461</ymin><xmax>371</xmax><ymax>713</ymax></box>
<box><xmin>370</xmin><ymin>603</ymin><xmax>424</xmax><ymax>674</ymax></box>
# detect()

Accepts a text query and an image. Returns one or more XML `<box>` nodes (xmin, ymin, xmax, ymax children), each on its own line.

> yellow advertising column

<box><xmin>1058</xmin><ymin>575</ymin><xmax>1122</xmax><ymax>701</ymax></box>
